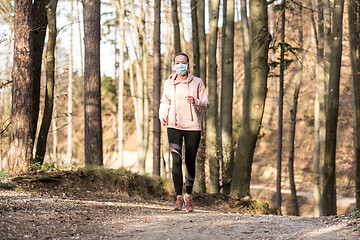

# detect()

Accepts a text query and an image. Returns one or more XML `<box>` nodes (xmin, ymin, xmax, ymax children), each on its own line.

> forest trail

<box><xmin>1</xmin><ymin>189</ymin><xmax>359</xmax><ymax>240</ymax></box>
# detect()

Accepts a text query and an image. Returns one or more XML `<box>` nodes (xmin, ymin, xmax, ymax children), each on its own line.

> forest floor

<box><xmin>0</xmin><ymin>168</ymin><xmax>359</xmax><ymax>239</ymax></box>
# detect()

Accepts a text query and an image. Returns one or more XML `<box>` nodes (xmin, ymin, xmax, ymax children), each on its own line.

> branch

<box><xmin>0</xmin><ymin>80</ymin><xmax>12</xmax><ymax>89</ymax></box>
<box><xmin>267</xmin><ymin>0</ymin><xmax>276</xmax><ymax>5</ymax></box>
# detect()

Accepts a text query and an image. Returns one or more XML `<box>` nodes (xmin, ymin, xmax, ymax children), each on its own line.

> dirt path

<box><xmin>1</xmin><ymin>189</ymin><xmax>359</xmax><ymax>240</ymax></box>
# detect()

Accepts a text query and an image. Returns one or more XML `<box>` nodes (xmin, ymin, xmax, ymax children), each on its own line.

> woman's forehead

<box><xmin>175</xmin><ymin>55</ymin><xmax>188</xmax><ymax>63</ymax></box>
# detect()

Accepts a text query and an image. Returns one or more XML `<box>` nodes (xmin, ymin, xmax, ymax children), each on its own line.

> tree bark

<box><xmin>191</xmin><ymin>0</ymin><xmax>200</xmax><ymax>77</ymax></box>
<box><xmin>348</xmin><ymin>0</ymin><xmax>360</xmax><ymax>210</ymax></box>
<box><xmin>230</xmin><ymin>0</ymin><xmax>271</xmax><ymax>198</ymax></box>
<box><xmin>220</xmin><ymin>0</ymin><xmax>234</xmax><ymax>195</ymax></box>
<box><xmin>206</xmin><ymin>0</ymin><xmax>221</xmax><ymax>194</ymax></box>
<box><xmin>287</xmin><ymin>2</ymin><xmax>303</xmax><ymax>217</ymax></box>
<box><xmin>322</xmin><ymin>0</ymin><xmax>344</xmax><ymax>216</ymax></box>
<box><xmin>153</xmin><ymin>0</ymin><xmax>161</xmax><ymax>176</ymax></box>
<box><xmin>34</xmin><ymin>0</ymin><xmax>58</xmax><ymax>165</ymax></box>
<box><xmin>9</xmin><ymin>0</ymin><xmax>33</xmax><ymax>173</ymax></box>
<box><xmin>83</xmin><ymin>0</ymin><xmax>103</xmax><ymax>166</ymax></box>
<box><xmin>276</xmin><ymin>0</ymin><xmax>286</xmax><ymax>211</ymax></box>
<box><xmin>171</xmin><ymin>0</ymin><xmax>181</xmax><ymax>53</ymax></box>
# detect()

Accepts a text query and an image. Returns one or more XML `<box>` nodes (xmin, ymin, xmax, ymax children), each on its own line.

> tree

<box><xmin>348</xmin><ymin>0</ymin><xmax>360</xmax><ymax>210</ymax></box>
<box><xmin>194</xmin><ymin>0</ymin><xmax>206</xmax><ymax>193</ymax></box>
<box><xmin>34</xmin><ymin>0</ymin><xmax>58</xmax><ymax>165</ymax></box>
<box><xmin>153</xmin><ymin>0</ymin><xmax>161</xmax><ymax>176</ymax></box>
<box><xmin>31</xmin><ymin>0</ymin><xmax>51</xmax><ymax>151</ymax></box>
<box><xmin>230</xmin><ymin>0</ymin><xmax>272</xmax><ymax>198</ymax></box>
<box><xmin>83</xmin><ymin>0</ymin><xmax>103</xmax><ymax>166</ymax></box>
<box><xmin>220</xmin><ymin>0</ymin><xmax>234</xmax><ymax>195</ymax></box>
<box><xmin>287</xmin><ymin>1</ymin><xmax>303</xmax><ymax>217</ymax></box>
<box><xmin>9</xmin><ymin>0</ymin><xmax>33</xmax><ymax>173</ymax></box>
<box><xmin>311</xmin><ymin>0</ymin><xmax>326</xmax><ymax>216</ymax></box>
<box><xmin>207</xmin><ymin>0</ymin><xmax>221</xmax><ymax>194</ymax></box>
<box><xmin>322</xmin><ymin>0</ymin><xmax>344</xmax><ymax>216</ymax></box>
<box><xmin>191</xmin><ymin>0</ymin><xmax>200</xmax><ymax>77</ymax></box>
<box><xmin>171</xmin><ymin>0</ymin><xmax>181</xmax><ymax>53</ymax></box>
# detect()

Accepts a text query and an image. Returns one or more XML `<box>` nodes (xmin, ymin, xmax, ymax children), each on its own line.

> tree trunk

<box><xmin>9</xmin><ymin>0</ymin><xmax>33</xmax><ymax>173</ymax></box>
<box><xmin>76</xmin><ymin>0</ymin><xmax>84</xmax><ymax>77</ymax></box>
<box><xmin>31</xmin><ymin>0</ymin><xmax>50</xmax><ymax>152</ymax></box>
<box><xmin>322</xmin><ymin>0</ymin><xmax>344</xmax><ymax>216</ymax></box>
<box><xmin>117</xmin><ymin>0</ymin><xmax>125</xmax><ymax>167</ymax></box>
<box><xmin>220</xmin><ymin>0</ymin><xmax>234</xmax><ymax>195</ymax></box>
<box><xmin>34</xmin><ymin>0</ymin><xmax>58</xmax><ymax>165</ymax></box>
<box><xmin>66</xmin><ymin>0</ymin><xmax>74</xmax><ymax>168</ymax></box>
<box><xmin>276</xmin><ymin>0</ymin><xmax>286</xmax><ymax>211</ymax></box>
<box><xmin>153</xmin><ymin>0</ymin><xmax>161</xmax><ymax>176</ymax></box>
<box><xmin>206</xmin><ymin>0</ymin><xmax>221</xmax><ymax>194</ymax></box>
<box><xmin>241</xmin><ymin>0</ymin><xmax>251</xmax><ymax>129</ymax></box>
<box><xmin>177</xmin><ymin>0</ymin><xmax>186</xmax><ymax>52</ymax></box>
<box><xmin>287</xmin><ymin>2</ymin><xmax>303</xmax><ymax>217</ymax></box>
<box><xmin>83</xmin><ymin>0</ymin><xmax>103</xmax><ymax>166</ymax></box>
<box><xmin>194</xmin><ymin>0</ymin><xmax>206</xmax><ymax>193</ymax></box>
<box><xmin>230</xmin><ymin>0</ymin><xmax>271</xmax><ymax>198</ymax></box>
<box><xmin>348</xmin><ymin>0</ymin><xmax>360</xmax><ymax>210</ymax></box>
<box><xmin>191</xmin><ymin>0</ymin><xmax>200</xmax><ymax>77</ymax></box>
<box><xmin>171</xmin><ymin>0</ymin><xmax>181</xmax><ymax>53</ymax></box>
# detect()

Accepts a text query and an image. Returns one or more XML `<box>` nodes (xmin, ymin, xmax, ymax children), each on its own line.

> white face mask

<box><xmin>174</xmin><ymin>63</ymin><xmax>188</xmax><ymax>75</ymax></box>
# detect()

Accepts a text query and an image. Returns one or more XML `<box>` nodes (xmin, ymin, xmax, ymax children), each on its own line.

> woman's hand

<box><xmin>185</xmin><ymin>96</ymin><xmax>195</xmax><ymax>104</ymax></box>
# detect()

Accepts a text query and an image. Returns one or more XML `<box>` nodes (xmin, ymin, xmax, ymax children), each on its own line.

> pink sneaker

<box><xmin>173</xmin><ymin>195</ymin><xmax>184</xmax><ymax>211</ymax></box>
<box><xmin>183</xmin><ymin>194</ymin><xmax>194</xmax><ymax>212</ymax></box>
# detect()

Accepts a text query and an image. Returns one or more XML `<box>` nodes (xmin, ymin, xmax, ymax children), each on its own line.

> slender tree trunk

<box><xmin>34</xmin><ymin>0</ymin><xmax>58</xmax><ymax>165</ymax></box>
<box><xmin>348</xmin><ymin>0</ymin><xmax>360</xmax><ymax>210</ymax></box>
<box><xmin>322</xmin><ymin>0</ymin><xmax>344</xmax><ymax>216</ymax></box>
<box><xmin>194</xmin><ymin>0</ymin><xmax>206</xmax><ymax>193</ymax></box>
<box><xmin>171</xmin><ymin>0</ymin><xmax>181</xmax><ymax>53</ymax></box>
<box><xmin>287</xmin><ymin>2</ymin><xmax>303</xmax><ymax>217</ymax></box>
<box><xmin>177</xmin><ymin>0</ymin><xmax>186</xmax><ymax>52</ymax></box>
<box><xmin>276</xmin><ymin>0</ymin><xmax>286</xmax><ymax>211</ymax></box>
<box><xmin>230</xmin><ymin>0</ymin><xmax>271</xmax><ymax>198</ymax></box>
<box><xmin>31</xmin><ymin>0</ymin><xmax>50</xmax><ymax>152</ymax></box>
<box><xmin>118</xmin><ymin>0</ymin><xmax>125</xmax><ymax>167</ymax></box>
<box><xmin>241</xmin><ymin>0</ymin><xmax>251</xmax><ymax>128</ymax></box>
<box><xmin>207</xmin><ymin>0</ymin><xmax>221</xmax><ymax>194</ymax></box>
<box><xmin>77</xmin><ymin>0</ymin><xmax>84</xmax><ymax>77</ymax></box>
<box><xmin>153</xmin><ymin>0</ymin><xmax>161</xmax><ymax>176</ymax></box>
<box><xmin>66</xmin><ymin>0</ymin><xmax>74</xmax><ymax>168</ymax></box>
<box><xmin>220</xmin><ymin>0</ymin><xmax>234</xmax><ymax>195</ymax></box>
<box><xmin>83</xmin><ymin>0</ymin><xmax>103</xmax><ymax>166</ymax></box>
<box><xmin>191</xmin><ymin>0</ymin><xmax>200</xmax><ymax>77</ymax></box>
<box><xmin>9</xmin><ymin>0</ymin><xmax>33</xmax><ymax>173</ymax></box>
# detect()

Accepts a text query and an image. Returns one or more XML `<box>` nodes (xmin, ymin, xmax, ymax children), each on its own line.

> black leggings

<box><xmin>167</xmin><ymin>128</ymin><xmax>201</xmax><ymax>195</ymax></box>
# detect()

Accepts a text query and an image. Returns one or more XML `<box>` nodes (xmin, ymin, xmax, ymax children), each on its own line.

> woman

<box><xmin>159</xmin><ymin>52</ymin><xmax>209</xmax><ymax>212</ymax></box>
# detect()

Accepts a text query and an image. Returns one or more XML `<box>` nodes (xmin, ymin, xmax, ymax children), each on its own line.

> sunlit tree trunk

<box><xmin>9</xmin><ymin>0</ymin><xmax>33</xmax><ymax>173</ymax></box>
<box><xmin>322</xmin><ymin>0</ymin><xmax>344</xmax><ymax>216</ymax></box>
<box><xmin>34</xmin><ymin>0</ymin><xmax>58</xmax><ymax>165</ymax></box>
<box><xmin>66</xmin><ymin>0</ymin><xmax>74</xmax><ymax>168</ymax></box>
<box><xmin>83</xmin><ymin>0</ymin><xmax>103</xmax><ymax>166</ymax></box>
<box><xmin>220</xmin><ymin>0</ymin><xmax>234</xmax><ymax>195</ymax></box>
<box><xmin>171</xmin><ymin>0</ymin><xmax>181</xmax><ymax>53</ymax></box>
<box><xmin>348</xmin><ymin>0</ymin><xmax>360</xmax><ymax>210</ymax></box>
<box><xmin>177</xmin><ymin>0</ymin><xmax>186</xmax><ymax>52</ymax></box>
<box><xmin>191</xmin><ymin>0</ymin><xmax>200</xmax><ymax>77</ymax></box>
<box><xmin>76</xmin><ymin>0</ymin><xmax>84</xmax><ymax>77</ymax></box>
<box><xmin>207</xmin><ymin>0</ymin><xmax>221</xmax><ymax>194</ymax></box>
<box><xmin>230</xmin><ymin>0</ymin><xmax>271</xmax><ymax>198</ymax></box>
<box><xmin>153</xmin><ymin>0</ymin><xmax>161</xmax><ymax>176</ymax></box>
<box><xmin>287</xmin><ymin>2</ymin><xmax>303</xmax><ymax>217</ymax></box>
<box><xmin>194</xmin><ymin>0</ymin><xmax>206</xmax><ymax>193</ymax></box>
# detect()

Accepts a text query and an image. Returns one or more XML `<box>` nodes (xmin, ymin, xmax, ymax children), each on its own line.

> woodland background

<box><xmin>0</xmin><ymin>0</ymin><xmax>359</xmax><ymax>217</ymax></box>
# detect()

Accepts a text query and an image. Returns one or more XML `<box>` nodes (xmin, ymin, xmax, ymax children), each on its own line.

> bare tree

<box><xmin>207</xmin><ymin>0</ymin><xmax>221</xmax><ymax>194</ymax></box>
<box><xmin>220</xmin><ymin>0</ymin><xmax>234</xmax><ymax>195</ymax></box>
<box><xmin>153</xmin><ymin>0</ymin><xmax>161</xmax><ymax>176</ymax></box>
<box><xmin>230</xmin><ymin>0</ymin><xmax>271</xmax><ymax>198</ymax></box>
<box><xmin>9</xmin><ymin>0</ymin><xmax>33</xmax><ymax>173</ymax></box>
<box><xmin>34</xmin><ymin>0</ymin><xmax>58</xmax><ymax>165</ymax></box>
<box><xmin>348</xmin><ymin>0</ymin><xmax>360</xmax><ymax>210</ymax></box>
<box><xmin>83</xmin><ymin>0</ymin><xmax>103</xmax><ymax>166</ymax></box>
<box><xmin>322</xmin><ymin>0</ymin><xmax>344</xmax><ymax>216</ymax></box>
<box><xmin>171</xmin><ymin>0</ymin><xmax>181</xmax><ymax>53</ymax></box>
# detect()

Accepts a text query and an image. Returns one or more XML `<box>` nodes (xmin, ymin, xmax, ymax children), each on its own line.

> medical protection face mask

<box><xmin>174</xmin><ymin>63</ymin><xmax>188</xmax><ymax>75</ymax></box>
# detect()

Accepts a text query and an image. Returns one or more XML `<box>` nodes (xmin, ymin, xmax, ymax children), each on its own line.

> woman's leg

<box><xmin>183</xmin><ymin>131</ymin><xmax>201</xmax><ymax>194</ymax></box>
<box><xmin>167</xmin><ymin>128</ymin><xmax>184</xmax><ymax>196</ymax></box>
